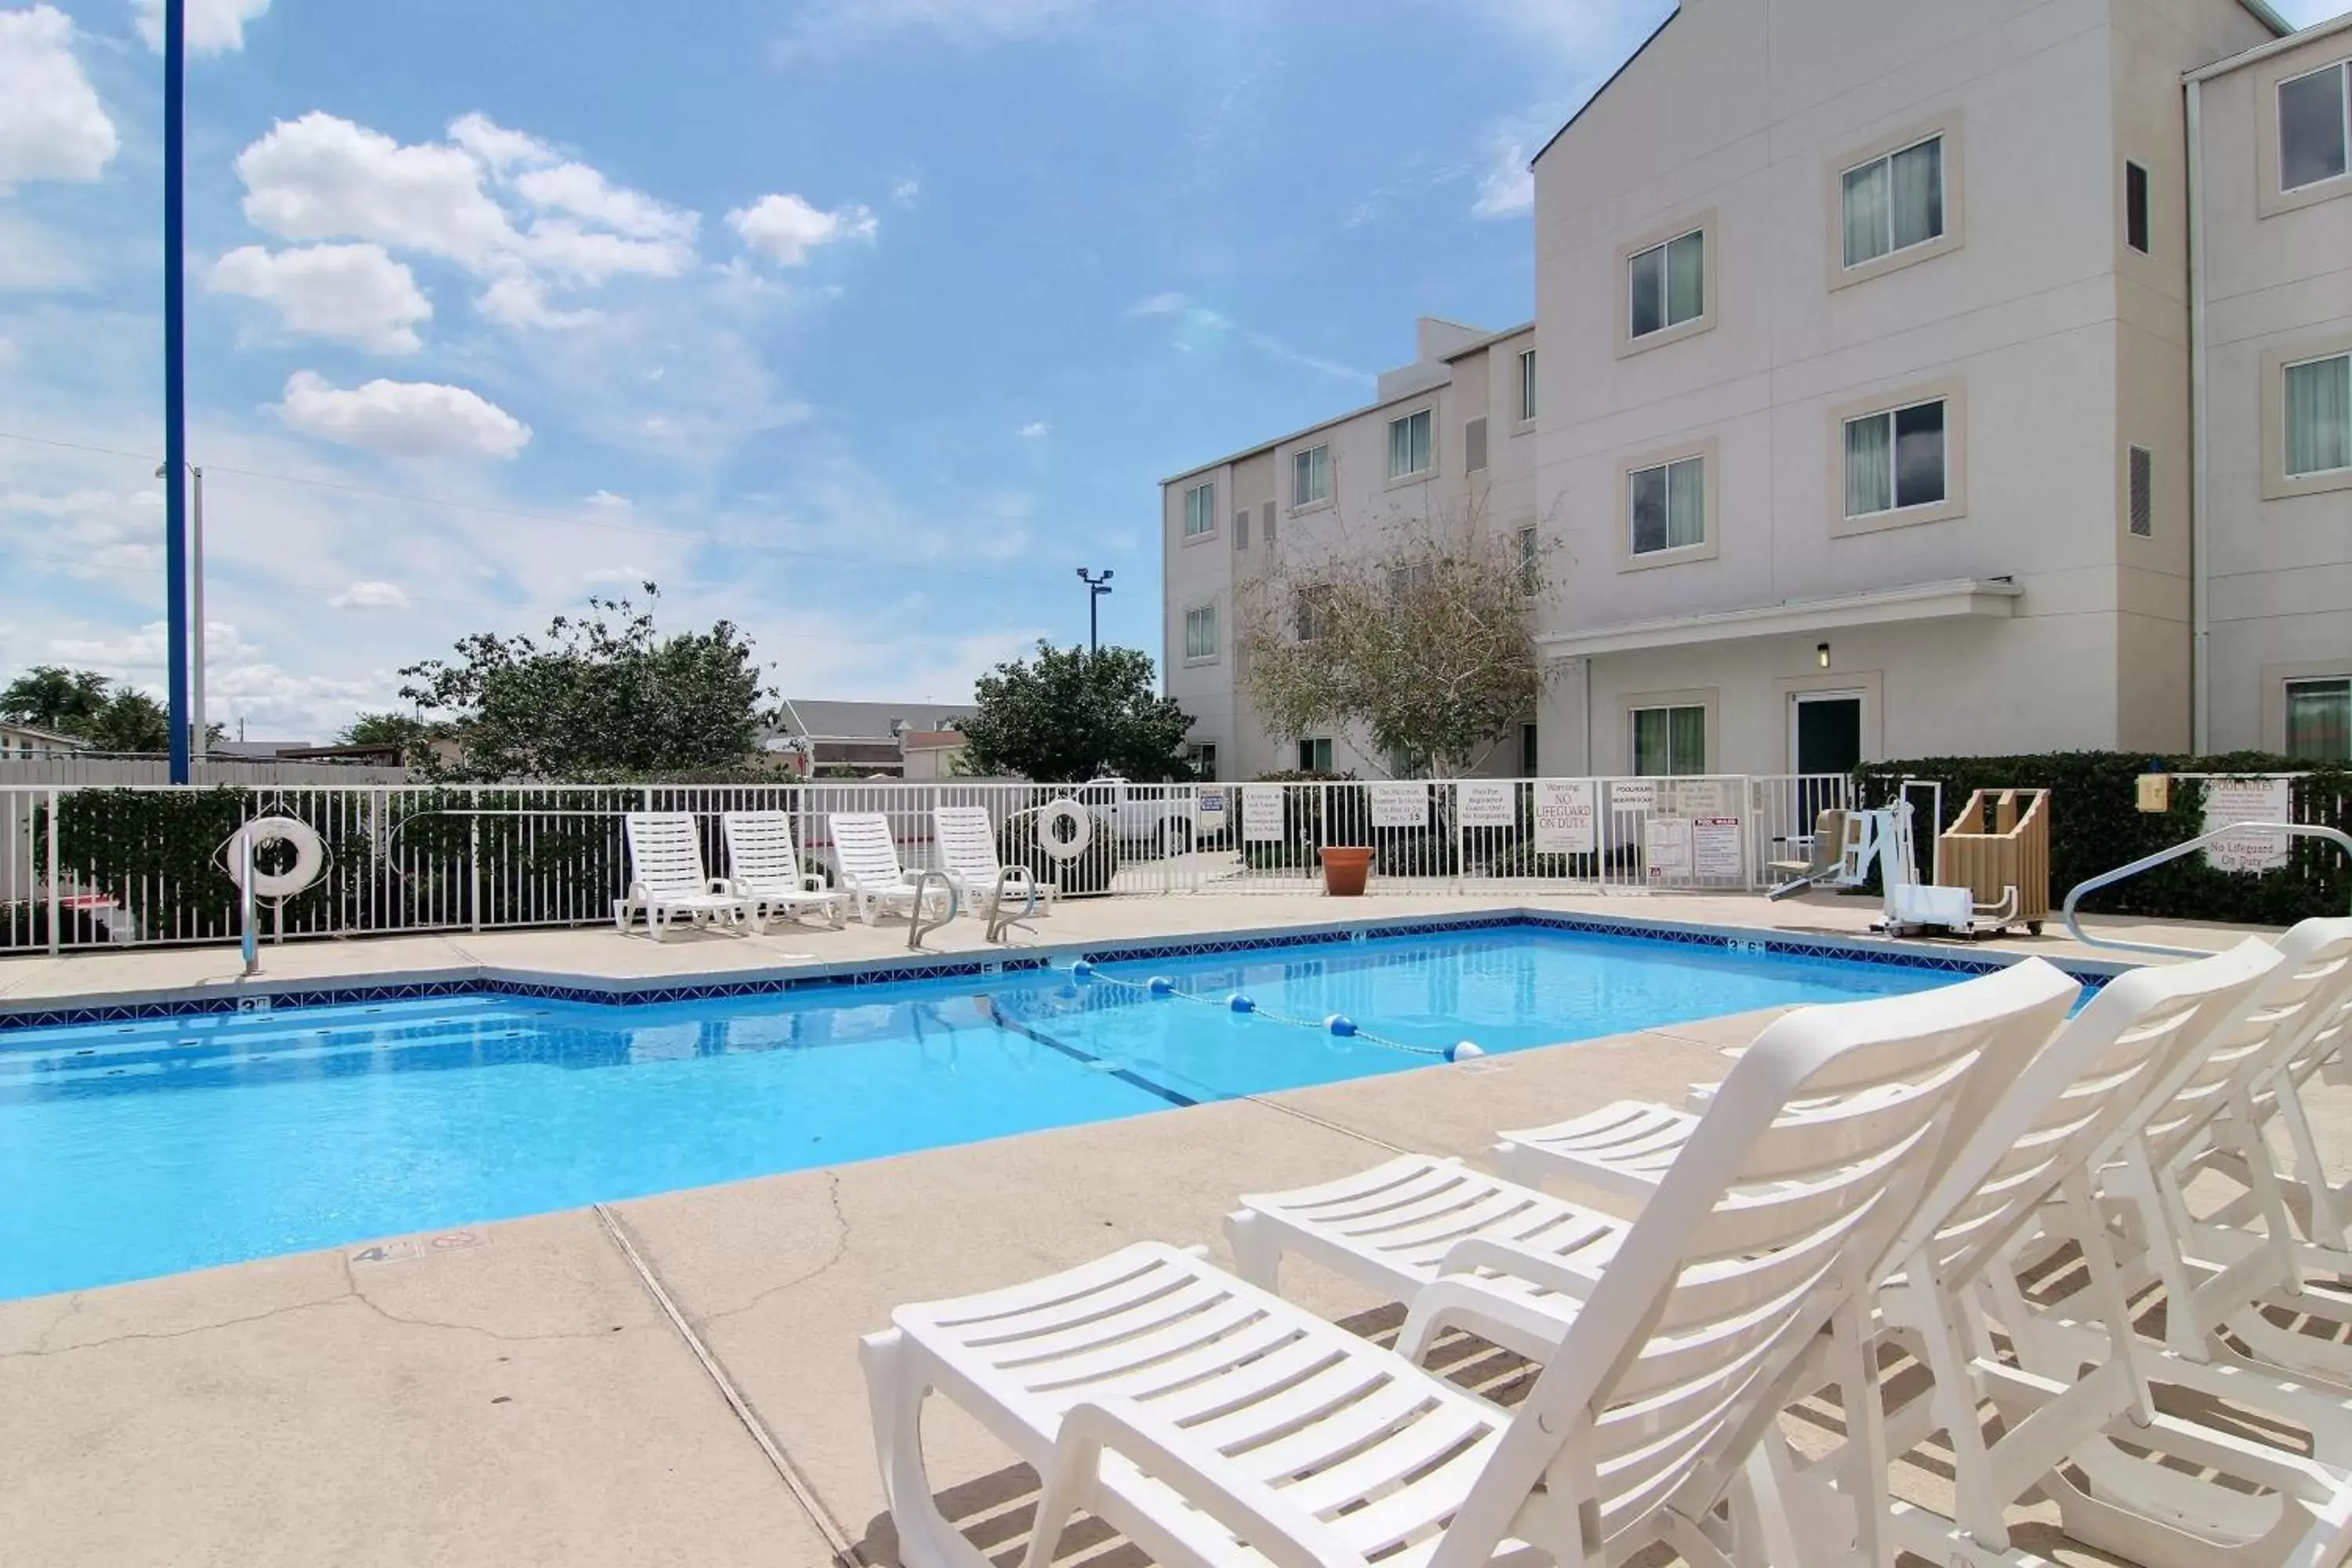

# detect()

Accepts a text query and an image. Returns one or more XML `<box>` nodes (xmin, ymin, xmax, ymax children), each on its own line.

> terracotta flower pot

<box><xmin>1319</xmin><ymin>844</ymin><xmax>1373</xmax><ymax>897</ymax></box>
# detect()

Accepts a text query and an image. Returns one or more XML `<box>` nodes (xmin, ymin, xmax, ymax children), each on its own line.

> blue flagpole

<box><xmin>163</xmin><ymin>0</ymin><xmax>191</xmax><ymax>783</ymax></box>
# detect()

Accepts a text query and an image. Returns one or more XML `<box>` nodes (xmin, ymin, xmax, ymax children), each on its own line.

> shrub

<box><xmin>1857</xmin><ymin>751</ymin><xmax>2350</xmax><ymax>925</ymax></box>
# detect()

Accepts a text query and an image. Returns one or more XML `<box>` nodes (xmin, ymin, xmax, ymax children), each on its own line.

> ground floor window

<box><xmin>1632</xmin><ymin>706</ymin><xmax>1706</xmax><ymax>776</ymax></box>
<box><xmin>2285</xmin><ymin>678</ymin><xmax>2350</xmax><ymax>760</ymax></box>
<box><xmin>1519</xmin><ymin>723</ymin><xmax>1538</xmax><ymax>776</ymax></box>
<box><xmin>1185</xmin><ymin>742</ymin><xmax>1218</xmax><ymax>781</ymax></box>
<box><xmin>1297</xmin><ymin>736</ymin><xmax>1334</xmax><ymax>773</ymax></box>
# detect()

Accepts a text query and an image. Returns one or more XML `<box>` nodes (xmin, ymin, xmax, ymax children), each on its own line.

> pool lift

<box><xmin>1765</xmin><ymin>801</ymin><xmax>2016</xmax><ymax>939</ymax></box>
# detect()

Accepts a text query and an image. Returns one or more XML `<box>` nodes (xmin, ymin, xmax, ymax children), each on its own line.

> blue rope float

<box><xmin>1072</xmin><ymin>962</ymin><xmax>1476</xmax><ymax>1062</ymax></box>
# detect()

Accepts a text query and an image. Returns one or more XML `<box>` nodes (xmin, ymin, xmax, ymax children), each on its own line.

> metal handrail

<box><xmin>984</xmin><ymin>865</ymin><xmax>1040</xmax><ymax>945</ymax></box>
<box><xmin>2061</xmin><ymin>822</ymin><xmax>2352</xmax><ymax>959</ymax></box>
<box><xmin>906</xmin><ymin>869</ymin><xmax>960</xmax><ymax>949</ymax></box>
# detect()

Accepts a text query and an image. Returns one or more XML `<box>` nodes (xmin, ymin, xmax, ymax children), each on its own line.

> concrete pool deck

<box><xmin>0</xmin><ymin>891</ymin><xmax>2314</xmax><ymax>1566</ymax></box>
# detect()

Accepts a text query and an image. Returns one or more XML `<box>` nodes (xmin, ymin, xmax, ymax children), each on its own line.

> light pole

<box><xmin>158</xmin><ymin>462</ymin><xmax>205</xmax><ymax>764</ymax></box>
<box><xmin>162</xmin><ymin>0</ymin><xmax>191</xmax><ymax>784</ymax></box>
<box><xmin>1076</xmin><ymin>567</ymin><xmax>1113</xmax><ymax>653</ymax></box>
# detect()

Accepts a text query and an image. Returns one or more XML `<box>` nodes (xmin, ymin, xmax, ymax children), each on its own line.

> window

<box><xmin>1629</xmin><ymin>228</ymin><xmax>1704</xmax><ymax>339</ymax></box>
<box><xmin>1519</xmin><ymin>723</ymin><xmax>1538</xmax><ymax>777</ymax></box>
<box><xmin>1186</xmin><ymin>742</ymin><xmax>1218</xmax><ymax>781</ymax></box>
<box><xmin>2125</xmin><ymin>160</ymin><xmax>2151</xmax><ymax>254</ymax></box>
<box><xmin>1386</xmin><ymin>408</ymin><xmax>1433</xmax><ymax>479</ymax></box>
<box><xmin>1386</xmin><ymin>560</ymin><xmax>1435</xmax><ymax>600</ymax></box>
<box><xmin>2286</xmin><ymin>678</ymin><xmax>2350</xmax><ymax>760</ymax></box>
<box><xmin>1628</xmin><ymin>456</ymin><xmax>1705</xmax><ymax>555</ymax></box>
<box><xmin>2129</xmin><ymin>446</ymin><xmax>2153</xmax><ymax>537</ymax></box>
<box><xmin>1183</xmin><ymin>604</ymin><xmax>1218</xmax><ymax>662</ymax></box>
<box><xmin>2285</xmin><ymin>353</ymin><xmax>2352</xmax><ymax>478</ymax></box>
<box><xmin>1235</xmin><ymin>508</ymin><xmax>1250</xmax><ymax>550</ymax></box>
<box><xmin>1632</xmin><ymin>706</ymin><xmax>1706</xmax><ymax>776</ymax></box>
<box><xmin>1292</xmin><ymin>444</ymin><xmax>1330</xmax><ymax>506</ymax></box>
<box><xmin>2279</xmin><ymin>60</ymin><xmax>2350</xmax><ymax>193</ymax></box>
<box><xmin>1385</xmin><ymin>745</ymin><xmax>1425</xmax><ymax>779</ymax></box>
<box><xmin>1842</xmin><ymin>135</ymin><xmax>1944</xmax><ymax>268</ymax></box>
<box><xmin>1843</xmin><ymin>397</ymin><xmax>1947</xmax><ymax>517</ymax></box>
<box><xmin>1518</xmin><ymin>349</ymin><xmax>1537</xmax><ymax>422</ymax></box>
<box><xmin>1465</xmin><ymin>416</ymin><xmax>1489</xmax><ymax>474</ymax></box>
<box><xmin>1516</xmin><ymin>524</ymin><xmax>1538</xmax><ymax>595</ymax></box>
<box><xmin>1297</xmin><ymin>737</ymin><xmax>1334</xmax><ymax>773</ymax></box>
<box><xmin>1294</xmin><ymin>586</ymin><xmax>1330</xmax><ymax>643</ymax></box>
<box><xmin>1182</xmin><ymin>481</ymin><xmax>1215</xmax><ymax>538</ymax></box>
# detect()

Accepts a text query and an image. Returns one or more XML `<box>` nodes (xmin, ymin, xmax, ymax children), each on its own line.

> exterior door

<box><xmin>1791</xmin><ymin>692</ymin><xmax>1864</xmax><ymax>824</ymax></box>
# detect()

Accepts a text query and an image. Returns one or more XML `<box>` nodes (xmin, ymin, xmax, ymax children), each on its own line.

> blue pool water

<box><xmin>0</xmin><ymin>926</ymin><xmax>1958</xmax><ymax>1300</ymax></box>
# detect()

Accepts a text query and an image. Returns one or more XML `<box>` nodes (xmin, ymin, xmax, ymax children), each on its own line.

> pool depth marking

<box><xmin>979</xmin><ymin>997</ymin><xmax>1199</xmax><ymax>1109</ymax></box>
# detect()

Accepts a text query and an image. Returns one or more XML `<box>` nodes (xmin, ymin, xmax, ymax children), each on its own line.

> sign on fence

<box><xmin>1369</xmin><ymin>783</ymin><xmax>1428</xmax><ymax>829</ymax></box>
<box><xmin>1693</xmin><ymin>816</ymin><xmax>1744</xmax><ymax>879</ymax></box>
<box><xmin>2204</xmin><ymin>777</ymin><xmax>2293</xmax><ymax>873</ymax></box>
<box><xmin>1241</xmin><ymin>786</ymin><xmax>1286</xmax><ymax>843</ymax></box>
<box><xmin>1609</xmin><ymin>780</ymin><xmax>1657</xmax><ymax>814</ymax></box>
<box><xmin>1645</xmin><ymin>817</ymin><xmax>1693</xmax><ymax>879</ymax></box>
<box><xmin>1457</xmin><ymin>781</ymin><xmax>1515</xmax><ymax>829</ymax></box>
<box><xmin>1534</xmin><ymin>779</ymin><xmax>1596</xmax><ymax>854</ymax></box>
<box><xmin>1668</xmin><ymin>779</ymin><xmax>1733</xmax><ymax>816</ymax></box>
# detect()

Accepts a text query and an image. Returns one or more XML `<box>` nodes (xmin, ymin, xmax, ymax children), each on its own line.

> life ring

<box><xmin>1035</xmin><ymin>798</ymin><xmax>1093</xmax><ymax>862</ymax></box>
<box><xmin>230</xmin><ymin>815</ymin><xmax>328</xmax><ymax>899</ymax></box>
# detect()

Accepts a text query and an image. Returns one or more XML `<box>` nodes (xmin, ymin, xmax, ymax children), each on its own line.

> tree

<box><xmin>81</xmin><ymin>688</ymin><xmax>172</xmax><ymax>753</ymax></box>
<box><xmin>396</xmin><ymin>585</ymin><xmax>780</xmax><ymax>780</ymax></box>
<box><xmin>338</xmin><ymin>711</ymin><xmax>437</xmax><ymax>752</ymax></box>
<box><xmin>1</xmin><ymin>666</ymin><xmax>114</xmax><ymax>734</ymax></box>
<box><xmin>1236</xmin><ymin>516</ymin><xmax>1557</xmax><ymax>778</ymax></box>
<box><xmin>957</xmin><ymin>643</ymin><xmax>1195</xmax><ymax>782</ymax></box>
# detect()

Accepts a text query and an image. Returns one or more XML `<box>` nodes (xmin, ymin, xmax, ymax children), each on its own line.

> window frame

<box><xmin>1840</xmin><ymin>396</ymin><xmax>1950</xmax><ymax>521</ymax></box>
<box><xmin>1614</xmin><ymin>211</ymin><xmax>1717</xmax><ymax>358</ymax></box>
<box><xmin>1181</xmin><ymin>601</ymin><xmax>1219</xmax><ymax>666</ymax></box>
<box><xmin>2261</xmin><ymin>336</ymin><xmax>2352</xmax><ymax>499</ymax></box>
<box><xmin>1515</xmin><ymin>523</ymin><xmax>1539</xmax><ymax>597</ymax></box>
<box><xmin>1290</xmin><ymin>442</ymin><xmax>1332</xmax><ymax>510</ymax></box>
<box><xmin>1181</xmin><ymin>480</ymin><xmax>1218</xmax><ymax>541</ymax></box>
<box><xmin>2127</xmin><ymin>445</ymin><xmax>2154</xmax><ymax>539</ymax></box>
<box><xmin>2125</xmin><ymin>159</ymin><xmax>2151</xmax><ymax>256</ymax></box>
<box><xmin>2277</xmin><ymin>59</ymin><xmax>2350</xmax><ymax>195</ymax></box>
<box><xmin>1385</xmin><ymin>407</ymin><xmax>1436</xmax><ymax>483</ymax></box>
<box><xmin>1293</xmin><ymin>584</ymin><xmax>1331</xmax><ymax>644</ymax></box>
<box><xmin>1628</xmin><ymin>702</ymin><xmax>1709</xmax><ymax>777</ymax></box>
<box><xmin>1516</xmin><ymin>348</ymin><xmax>1538</xmax><ymax>425</ymax></box>
<box><xmin>2281</xmin><ymin>676</ymin><xmax>2352</xmax><ymax>761</ymax></box>
<box><xmin>1615</xmin><ymin>437</ymin><xmax>1719</xmax><ymax>571</ymax></box>
<box><xmin>1826</xmin><ymin>378</ymin><xmax>1968</xmax><ymax>535</ymax></box>
<box><xmin>2257</xmin><ymin>48</ymin><xmax>2352</xmax><ymax>217</ymax></box>
<box><xmin>1824</xmin><ymin>114</ymin><xmax>1965</xmax><ymax>290</ymax></box>
<box><xmin>1296</xmin><ymin>736</ymin><xmax>1334</xmax><ymax>774</ymax></box>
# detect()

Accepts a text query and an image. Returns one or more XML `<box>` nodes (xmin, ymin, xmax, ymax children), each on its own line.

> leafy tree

<box><xmin>957</xmin><ymin>643</ymin><xmax>1195</xmax><ymax>782</ymax></box>
<box><xmin>1236</xmin><ymin>516</ymin><xmax>1557</xmax><ymax>778</ymax></box>
<box><xmin>1</xmin><ymin>666</ymin><xmax>114</xmax><ymax>734</ymax></box>
<box><xmin>338</xmin><ymin>711</ymin><xmax>437</xmax><ymax>751</ymax></box>
<box><xmin>82</xmin><ymin>688</ymin><xmax>172</xmax><ymax>753</ymax></box>
<box><xmin>396</xmin><ymin>585</ymin><xmax>780</xmax><ymax>781</ymax></box>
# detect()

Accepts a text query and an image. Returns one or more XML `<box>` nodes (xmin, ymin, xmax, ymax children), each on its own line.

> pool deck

<box><xmin>0</xmin><ymin>891</ymin><xmax>2314</xmax><ymax>1566</ymax></box>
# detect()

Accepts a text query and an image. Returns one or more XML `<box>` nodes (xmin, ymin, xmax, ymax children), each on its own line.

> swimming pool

<box><xmin>0</xmin><ymin>923</ymin><xmax>1969</xmax><ymax>1300</ymax></box>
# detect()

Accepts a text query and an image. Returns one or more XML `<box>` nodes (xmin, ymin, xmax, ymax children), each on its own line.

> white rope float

<box><xmin>217</xmin><ymin>814</ymin><xmax>329</xmax><ymax>899</ymax></box>
<box><xmin>1033</xmin><ymin>797</ymin><xmax>1093</xmax><ymax>862</ymax></box>
<box><xmin>1071</xmin><ymin>960</ymin><xmax>1484</xmax><ymax>1062</ymax></box>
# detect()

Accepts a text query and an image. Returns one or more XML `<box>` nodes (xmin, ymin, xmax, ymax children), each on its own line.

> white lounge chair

<box><xmin>861</xmin><ymin>957</ymin><xmax>2016</xmax><ymax>1568</ymax></box>
<box><xmin>826</xmin><ymin>812</ymin><xmax>948</xmax><ymax>927</ymax></box>
<box><xmin>719</xmin><ymin>811</ymin><xmax>844</xmax><ymax>930</ymax></box>
<box><xmin>614</xmin><ymin>812</ymin><xmax>753</xmax><ymax>941</ymax></box>
<box><xmin>932</xmin><ymin>805</ymin><xmax>1044</xmax><ymax>915</ymax></box>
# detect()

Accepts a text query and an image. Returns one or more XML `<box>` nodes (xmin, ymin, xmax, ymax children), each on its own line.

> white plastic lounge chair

<box><xmin>932</xmin><ymin>805</ymin><xmax>1044</xmax><ymax>914</ymax></box>
<box><xmin>826</xmin><ymin>811</ymin><xmax>947</xmax><ymax>927</ymax></box>
<box><xmin>862</xmin><ymin>956</ymin><xmax>2015</xmax><ymax>1568</ymax></box>
<box><xmin>614</xmin><ymin>812</ymin><xmax>753</xmax><ymax>941</ymax></box>
<box><xmin>719</xmin><ymin>811</ymin><xmax>844</xmax><ymax>930</ymax></box>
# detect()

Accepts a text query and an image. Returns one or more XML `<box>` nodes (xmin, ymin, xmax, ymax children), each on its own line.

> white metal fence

<box><xmin>0</xmin><ymin>774</ymin><xmax>1851</xmax><ymax>953</ymax></box>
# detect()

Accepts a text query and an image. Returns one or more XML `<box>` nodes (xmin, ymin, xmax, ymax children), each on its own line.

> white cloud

<box><xmin>209</xmin><ymin>243</ymin><xmax>433</xmax><ymax>353</ymax></box>
<box><xmin>0</xmin><ymin>6</ymin><xmax>118</xmax><ymax>190</ymax></box>
<box><xmin>584</xmin><ymin>489</ymin><xmax>630</xmax><ymax>508</ymax></box>
<box><xmin>445</xmin><ymin>111</ymin><xmax>558</xmax><ymax>172</ymax></box>
<box><xmin>1017</xmin><ymin>421</ymin><xmax>1049</xmax><ymax>437</ymax></box>
<box><xmin>474</xmin><ymin>271</ymin><xmax>601</xmax><ymax>328</ymax></box>
<box><xmin>327</xmin><ymin>579</ymin><xmax>410</xmax><ymax>610</ymax></box>
<box><xmin>513</xmin><ymin>162</ymin><xmax>697</xmax><ymax>245</ymax></box>
<box><xmin>891</xmin><ymin>177</ymin><xmax>921</xmax><ymax>209</ymax></box>
<box><xmin>580</xmin><ymin>564</ymin><xmax>649</xmax><ymax>584</ymax></box>
<box><xmin>728</xmin><ymin>192</ymin><xmax>878</xmax><ymax>266</ymax></box>
<box><xmin>132</xmin><ymin>0</ymin><xmax>271</xmax><ymax>54</ymax></box>
<box><xmin>778</xmin><ymin>0</ymin><xmax>1089</xmax><ymax>56</ymax></box>
<box><xmin>1471</xmin><ymin>130</ymin><xmax>1534</xmax><ymax>218</ymax></box>
<box><xmin>276</xmin><ymin>370</ymin><xmax>532</xmax><ymax>459</ymax></box>
<box><xmin>238</xmin><ymin>112</ymin><xmax>517</xmax><ymax>268</ymax></box>
<box><xmin>1125</xmin><ymin>290</ymin><xmax>1187</xmax><ymax>317</ymax></box>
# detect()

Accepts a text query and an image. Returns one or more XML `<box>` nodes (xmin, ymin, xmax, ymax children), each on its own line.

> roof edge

<box><xmin>1531</xmin><ymin>7</ymin><xmax>1681</xmax><ymax>169</ymax></box>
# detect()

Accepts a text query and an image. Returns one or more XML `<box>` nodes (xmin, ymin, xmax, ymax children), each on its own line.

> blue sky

<box><xmin>0</xmin><ymin>0</ymin><xmax>2343</xmax><ymax>736</ymax></box>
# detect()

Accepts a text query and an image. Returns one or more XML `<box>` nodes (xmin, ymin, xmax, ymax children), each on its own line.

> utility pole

<box><xmin>1075</xmin><ymin>567</ymin><xmax>1113</xmax><ymax>654</ymax></box>
<box><xmin>162</xmin><ymin>0</ymin><xmax>191</xmax><ymax>785</ymax></box>
<box><xmin>158</xmin><ymin>462</ymin><xmax>207</xmax><ymax>764</ymax></box>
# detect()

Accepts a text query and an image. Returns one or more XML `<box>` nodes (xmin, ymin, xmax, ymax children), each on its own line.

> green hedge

<box><xmin>1857</xmin><ymin>752</ymin><xmax>2350</xmax><ymax>925</ymax></box>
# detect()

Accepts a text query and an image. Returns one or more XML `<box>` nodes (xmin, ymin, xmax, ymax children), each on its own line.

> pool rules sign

<box><xmin>1532</xmin><ymin>780</ymin><xmax>1596</xmax><ymax>855</ymax></box>
<box><xmin>2203</xmin><ymin>777</ymin><xmax>2292</xmax><ymax>873</ymax></box>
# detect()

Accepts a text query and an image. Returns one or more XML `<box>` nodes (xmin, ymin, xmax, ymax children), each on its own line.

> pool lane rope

<box><xmin>1072</xmin><ymin>960</ymin><xmax>1484</xmax><ymax>1062</ymax></box>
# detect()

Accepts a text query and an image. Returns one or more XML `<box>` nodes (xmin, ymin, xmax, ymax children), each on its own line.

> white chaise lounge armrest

<box><xmin>1033</xmin><ymin>1396</ymin><xmax>1370</xmax><ymax>1568</ymax></box>
<box><xmin>1395</xmin><ymin>1265</ymin><xmax>1596</xmax><ymax>1367</ymax></box>
<box><xmin>1435</xmin><ymin>1232</ymin><xmax>1608</xmax><ymax>1301</ymax></box>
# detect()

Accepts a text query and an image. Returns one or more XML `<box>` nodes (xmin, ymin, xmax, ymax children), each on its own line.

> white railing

<box><xmin>0</xmin><ymin>775</ymin><xmax>1851</xmax><ymax>953</ymax></box>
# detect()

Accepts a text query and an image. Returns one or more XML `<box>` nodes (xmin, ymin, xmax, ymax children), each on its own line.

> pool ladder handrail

<box><xmin>2060</xmin><ymin>821</ymin><xmax>2351</xmax><ymax>959</ymax></box>
<box><xmin>906</xmin><ymin>869</ymin><xmax>960</xmax><ymax>949</ymax></box>
<box><xmin>985</xmin><ymin>865</ymin><xmax>1040</xmax><ymax>946</ymax></box>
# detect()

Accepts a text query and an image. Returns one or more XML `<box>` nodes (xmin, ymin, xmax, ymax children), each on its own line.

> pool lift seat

<box><xmin>1768</xmin><ymin>800</ymin><xmax>2017</xmax><ymax>939</ymax></box>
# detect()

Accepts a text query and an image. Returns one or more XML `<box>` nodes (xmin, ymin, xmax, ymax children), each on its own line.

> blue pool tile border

<box><xmin>0</xmin><ymin>910</ymin><xmax>2120</xmax><ymax>1033</ymax></box>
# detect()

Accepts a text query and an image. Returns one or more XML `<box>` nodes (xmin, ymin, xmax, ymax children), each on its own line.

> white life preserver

<box><xmin>230</xmin><ymin>815</ymin><xmax>328</xmax><ymax>899</ymax></box>
<box><xmin>1035</xmin><ymin>797</ymin><xmax>1093</xmax><ymax>862</ymax></box>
